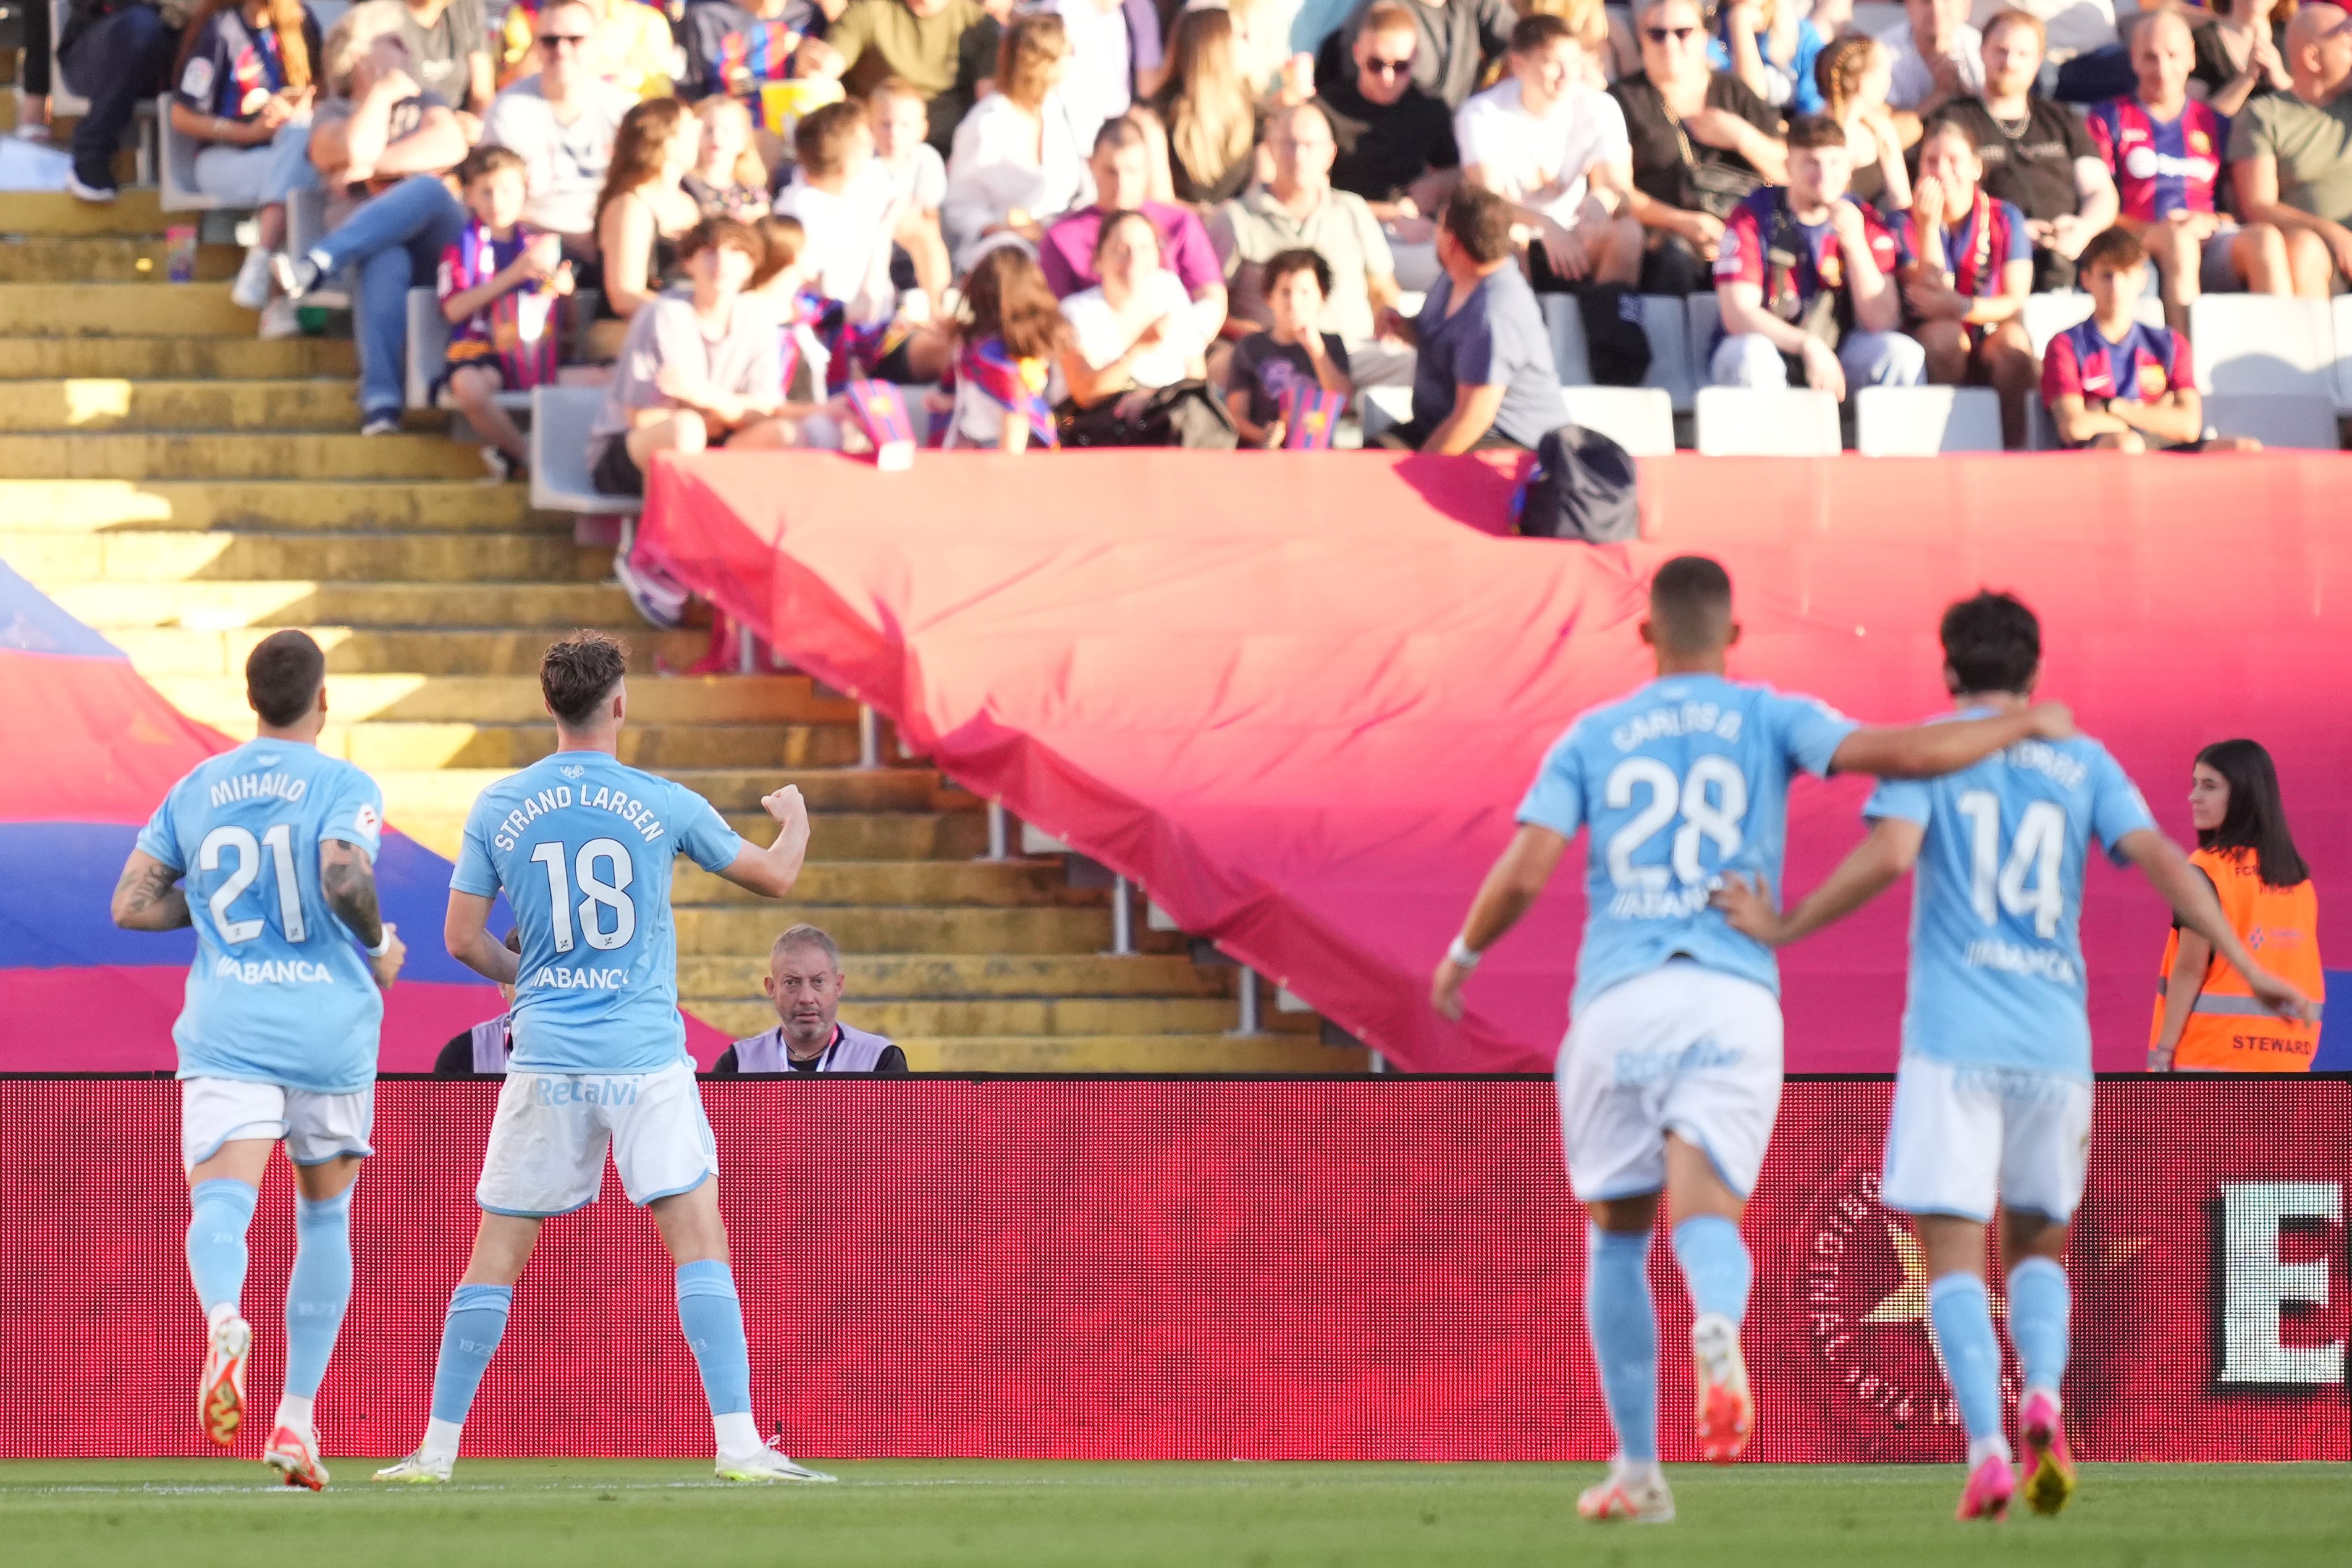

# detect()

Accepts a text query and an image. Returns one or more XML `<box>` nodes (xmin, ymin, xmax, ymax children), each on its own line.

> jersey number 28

<box><xmin>1603</xmin><ymin>756</ymin><xmax>1747</xmax><ymax>887</ymax></box>
<box><xmin>1955</xmin><ymin>792</ymin><xmax>2065</xmax><ymax>938</ymax></box>
<box><xmin>530</xmin><ymin>838</ymin><xmax>639</xmax><ymax>952</ymax></box>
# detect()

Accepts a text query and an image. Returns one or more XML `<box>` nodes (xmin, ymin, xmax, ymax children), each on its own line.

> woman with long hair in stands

<box><xmin>1813</xmin><ymin>32</ymin><xmax>1909</xmax><ymax>213</ymax></box>
<box><xmin>944</xmin><ymin>245</ymin><xmax>1072</xmax><ymax>452</ymax></box>
<box><xmin>2149</xmin><ymin>739</ymin><xmax>2327</xmax><ymax>1072</ymax></box>
<box><xmin>942</xmin><ymin>12</ymin><xmax>1091</xmax><ymax>271</ymax></box>
<box><xmin>591</xmin><ymin>96</ymin><xmax>704</xmax><ymax>358</ymax></box>
<box><xmin>171</xmin><ymin>0</ymin><xmax>324</xmax><ymax>329</ymax></box>
<box><xmin>1149</xmin><ymin>8</ymin><xmax>1262</xmax><ymax>206</ymax></box>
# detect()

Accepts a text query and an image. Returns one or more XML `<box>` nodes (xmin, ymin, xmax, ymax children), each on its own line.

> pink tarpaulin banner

<box><xmin>9</xmin><ymin>1076</ymin><xmax>2346</xmax><ymax>1461</ymax></box>
<box><xmin>643</xmin><ymin>451</ymin><xmax>2350</xmax><ymax>1074</ymax></box>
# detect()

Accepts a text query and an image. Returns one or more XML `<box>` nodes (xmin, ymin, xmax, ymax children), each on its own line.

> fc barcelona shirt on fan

<box><xmin>2086</xmin><ymin>98</ymin><xmax>2225</xmax><ymax>221</ymax></box>
<box><xmin>134</xmin><ymin>740</ymin><xmax>387</xmax><ymax>1094</ymax></box>
<box><xmin>2040</xmin><ymin>317</ymin><xmax>2193</xmax><ymax>416</ymax></box>
<box><xmin>680</xmin><ymin>0</ymin><xmax>825</xmax><ymax>98</ymax></box>
<box><xmin>451</xmin><ymin>751</ymin><xmax>744</xmax><ymax>1073</ymax></box>
<box><xmin>1516</xmin><ymin>673</ymin><xmax>1858</xmax><ymax>1013</ymax></box>
<box><xmin>1712</xmin><ymin>189</ymin><xmax>1909</xmax><ymax>326</ymax></box>
<box><xmin>173</xmin><ymin>6</ymin><xmax>320</xmax><ymax>123</ymax></box>
<box><xmin>1926</xmin><ymin>195</ymin><xmax>2031</xmax><ymax>299</ymax></box>
<box><xmin>1865</xmin><ymin>714</ymin><xmax>2157</xmax><ymax>1079</ymax></box>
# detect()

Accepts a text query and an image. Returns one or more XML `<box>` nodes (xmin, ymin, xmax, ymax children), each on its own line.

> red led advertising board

<box><xmin>10</xmin><ymin>1077</ymin><xmax>2345</xmax><ymax>1461</ymax></box>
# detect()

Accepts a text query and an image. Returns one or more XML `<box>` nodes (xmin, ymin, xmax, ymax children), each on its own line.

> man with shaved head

<box><xmin>2228</xmin><ymin>2</ymin><xmax>2352</xmax><ymax>295</ymax></box>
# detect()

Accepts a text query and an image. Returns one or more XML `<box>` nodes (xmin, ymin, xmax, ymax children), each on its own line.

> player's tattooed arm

<box><xmin>320</xmin><ymin>839</ymin><xmax>385</xmax><ymax>947</ymax></box>
<box><xmin>111</xmin><ymin>851</ymin><xmax>192</xmax><ymax>931</ymax></box>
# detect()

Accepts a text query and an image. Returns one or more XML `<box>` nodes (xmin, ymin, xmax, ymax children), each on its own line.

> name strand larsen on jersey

<box><xmin>490</xmin><ymin>782</ymin><xmax>670</xmax><ymax>854</ymax></box>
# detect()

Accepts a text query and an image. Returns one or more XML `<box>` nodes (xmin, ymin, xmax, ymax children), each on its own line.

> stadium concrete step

<box><xmin>899</xmin><ymin>1034</ymin><xmax>1365</xmax><ymax>1073</ymax></box>
<box><xmin>49</xmin><ymin>579</ymin><xmax>639</xmax><ymax>629</ymax></box>
<box><xmin>0</xmin><ymin>191</ymin><xmax>174</xmax><ymax>237</ymax></box>
<box><xmin>716</xmin><ymin>810</ymin><xmax>988</xmax><ymax>862</ymax></box>
<box><xmin>673</xmin><ymin>904</ymin><xmax>1111</xmax><ymax>956</ymax></box>
<box><xmin>148</xmin><ymin>673</ymin><xmax>855</xmax><ymax>727</ymax></box>
<box><xmin>0</xmin><ymin>282</ymin><xmax>261</xmax><ymax>337</ymax></box>
<box><xmin>688</xmin><ymin>953</ymin><xmax>1233</xmax><ymax>1000</ymax></box>
<box><xmin>0</xmin><ymin>239</ymin><xmax>243</xmax><ymax>284</ymax></box>
<box><xmin>103</xmin><ymin>624</ymin><xmax>709</xmax><ymax>677</ymax></box>
<box><xmin>0</xmin><ymin>432</ymin><xmax>489</xmax><ymax>481</ymax></box>
<box><xmin>3</xmin><ymin>479</ymin><xmax>538</xmax><ymax>532</ymax></box>
<box><xmin>318</xmin><ymin>720</ymin><xmax>860</xmax><ymax>772</ymax></box>
<box><xmin>674</xmin><ymin>859</ymin><xmax>1100</xmax><ymax>909</ymax></box>
<box><xmin>689</xmin><ymin>997</ymin><xmax>1314</xmax><ymax>1042</ymax></box>
<box><xmin>0</xmin><ymin>379</ymin><xmax>363</xmax><ymax>432</ymax></box>
<box><xmin>0</xmin><ymin>337</ymin><xmax>358</xmax><ymax>380</ymax></box>
<box><xmin>0</xmin><ymin>528</ymin><xmax>605</xmax><ymax>584</ymax></box>
<box><xmin>380</xmin><ymin>765</ymin><xmax>948</xmax><ymax>818</ymax></box>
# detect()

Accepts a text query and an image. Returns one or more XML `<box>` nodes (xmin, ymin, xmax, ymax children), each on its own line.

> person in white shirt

<box><xmin>872</xmin><ymin>77</ymin><xmax>951</xmax><ymax>310</ymax></box>
<box><xmin>1878</xmin><ymin>0</ymin><xmax>1983</xmax><ymax>127</ymax></box>
<box><xmin>1455</xmin><ymin>11</ymin><xmax>1644</xmax><ymax>289</ymax></box>
<box><xmin>942</xmin><ymin>12</ymin><xmax>1095</xmax><ymax>270</ymax></box>
<box><xmin>769</xmin><ymin>98</ymin><xmax>903</xmax><ymax>326</ymax></box>
<box><xmin>1052</xmin><ymin>0</ymin><xmax>1168</xmax><ymax>148</ymax></box>
<box><xmin>1060</xmin><ymin>207</ymin><xmax>1212</xmax><ymax>410</ymax></box>
<box><xmin>482</xmin><ymin>0</ymin><xmax>637</xmax><ymax>245</ymax></box>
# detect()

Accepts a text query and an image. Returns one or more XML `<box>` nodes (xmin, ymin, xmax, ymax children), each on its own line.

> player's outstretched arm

<box><xmin>323</xmin><ymin>839</ymin><xmax>406</xmax><ymax>990</ymax></box>
<box><xmin>1431</xmin><ymin>825</ymin><xmax>1570</xmax><ymax>1021</ymax></box>
<box><xmin>1713</xmin><ymin>817</ymin><xmax>1926</xmax><ymax>949</ymax></box>
<box><xmin>110</xmin><ymin>849</ymin><xmax>191</xmax><ymax>932</ymax></box>
<box><xmin>2117</xmin><ymin>828</ymin><xmax>2315</xmax><ymax>1025</ymax></box>
<box><xmin>716</xmin><ymin>785</ymin><xmax>812</xmax><ymax>899</ymax></box>
<box><xmin>445</xmin><ymin>890</ymin><xmax>518</xmax><ymax>986</ymax></box>
<box><xmin>1827</xmin><ymin>702</ymin><xmax>2075</xmax><ymax>778</ymax></box>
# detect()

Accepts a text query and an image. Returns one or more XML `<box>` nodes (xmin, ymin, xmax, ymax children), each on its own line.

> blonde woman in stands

<box><xmin>1149</xmin><ymin>8</ymin><xmax>1265</xmax><ymax>205</ymax></box>
<box><xmin>943</xmin><ymin>12</ymin><xmax>1094</xmax><ymax>269</ymax></box>
<box><xmin>590</xmin><ymin>97</ymin><xmax>706</xmax><ymax>361</ymax></box>
<box><xmin>171</xmin><ymin>0</ymin><xmax>326</xmax><ymax>333</ymax></box>
<box><xmin>1815</xmin><ymin>32</ymin><xmax>1910</xmax><ymax>211</ymax></box>
<box><xmin>1058</xmin><ymin>208</ymin><xmax>1213</xmax><ymax>431</ymax></box>
<box><xmin>686</xmin><ymin>95</ymin><xmax>772</xmax><ymax>221</ymax></box>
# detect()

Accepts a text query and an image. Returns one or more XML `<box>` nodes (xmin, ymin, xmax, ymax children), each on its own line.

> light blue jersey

<box><xmin>451</xmin><ymin>751</ymin><xmax>743</xmax><ymax>1073</ymax></box>
<box><xmin>1866</xmin><ymin>714</ymin><xmax>2156</xmax><ymax>1081</ymax></box>
<box><xmin>134</xmin><ymin>739</ymin><xmax>387</xmax><ymax>1094</ymax></box>
<box><xmin>1519</xmin><ymin>673</ymin><xmax>1858</xmax><ymax>1013</ymax></box>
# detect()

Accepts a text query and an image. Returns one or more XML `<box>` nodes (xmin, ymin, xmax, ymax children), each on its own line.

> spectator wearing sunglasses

<box><xmin>1315</xmin><ymin>2</ymin><xmax>1461</xmax><ymax>231</ymax></box>
<box><xmin>1611</xmin><ymin>0</ymin><xmax>1787</xmax><ymax>293</ymax></box>
<box><xmin>482</xmin><ymin>0</ymin><xmax>638</xmax><ymax>247</ymax></box>
<box><xmin>1320</xmin><ymin>0</ymin><xmax>1520</xmax><ymax>112</ymax></box>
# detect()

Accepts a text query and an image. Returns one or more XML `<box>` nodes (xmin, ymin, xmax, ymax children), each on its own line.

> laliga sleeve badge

<box><xmin>847</xmin><ymin>379</ymin><xmax>916</xmax><ymax>471</ymax></box>
<box><xmin>180</xmin><ymin>56</ymin><xmax>217</xmax><ymax>103</ymax></box>
<box><xmin>1280</xmin><ymin>386</ymin><xmax>1347</xmax><ymax>450</ymax></box>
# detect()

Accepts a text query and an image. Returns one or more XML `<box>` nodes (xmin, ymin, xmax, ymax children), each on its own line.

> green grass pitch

<box><xmin>7</xmin><ymin>1460</ymin><xmax>2347</xmax><ymax>1567</ymax></box>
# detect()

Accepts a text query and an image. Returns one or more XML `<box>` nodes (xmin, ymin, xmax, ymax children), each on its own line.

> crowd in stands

<box><xmin>30</xmin><ymin>0</ymin><xmax>2352</xmax><ymax>461</ymax></box>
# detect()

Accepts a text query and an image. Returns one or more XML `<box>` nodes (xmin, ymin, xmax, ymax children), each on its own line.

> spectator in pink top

<box><xmin>1037</xmin><ymin>114</ymin><xmax>1230</xmax><ymax>341</ymax></box>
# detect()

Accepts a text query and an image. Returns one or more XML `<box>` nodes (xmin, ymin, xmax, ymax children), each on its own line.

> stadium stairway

<box><xmin>0</xmin><ymin>189</ymin><xmax>1360</xmax><ymax>1073</ymax></box>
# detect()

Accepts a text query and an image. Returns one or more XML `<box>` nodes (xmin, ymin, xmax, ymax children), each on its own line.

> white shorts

<box><xmin>474</xmin><ymin>1058</ymin><xmax>718</xmax><ymax>1217</ymax></box>
<box><xmin>1554</xmin><ymin>961</ymin><xmax>1785</xmax><ymax>1202</ymax></box>
<box><xmin>182</xmin><ymin>1076</ymin><xmax>374</xmax><ymax>1172</ymax></box>
<box><xmin>1879</xmin><ymin>1055</ymin><xmax>2093</xmax><ymax>1224</ymax></box>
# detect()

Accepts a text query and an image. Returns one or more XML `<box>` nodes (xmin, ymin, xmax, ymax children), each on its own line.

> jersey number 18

<box><xmin>530</xmin><ymin>837</ymin><xmax>640</xmax><ymax>952</ymax></box>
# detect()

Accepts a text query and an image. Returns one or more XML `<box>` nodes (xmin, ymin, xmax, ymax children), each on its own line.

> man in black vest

<box><xmin>710</xmin><ymin>924</ymin><xmax>908</xmax><ymax>1074</ymax></box>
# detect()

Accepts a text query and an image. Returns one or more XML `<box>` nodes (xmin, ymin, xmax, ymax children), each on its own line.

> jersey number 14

<box><xmin>1956</xmin><ymin>791</ymin><xmax>2065</xmax><ymax>938</ymax></box>
<box><xmin>530</xmin><ymin>837</ymin><xmax>640</xmax><ymax>952</ymax></box>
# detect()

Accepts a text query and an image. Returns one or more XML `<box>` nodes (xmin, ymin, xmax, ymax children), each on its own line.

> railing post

<box><xmin>1110</xmin><ymin>875</ymin><xmax>1132</xmax><ymax>955</ymax></box>
<box><xmin>857</xmin><ymin>704</ymin><xmax>879</xmax><ymax>769</ymax></box>
<box><xmin>1234</xmin><ymin>964</ymin><xmax>1259</xmax><ymax>1034</ymax></box>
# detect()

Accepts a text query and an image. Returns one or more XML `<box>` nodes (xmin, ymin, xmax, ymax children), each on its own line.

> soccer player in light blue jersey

<box><xmin>375</xmin><ymin>631</ymin><xmax>828</xmax><ymax>1485</ymax></box>
<box><xmin>111</xmin><ymin>630</ymin><xmax>408</xmax><ymax>1490</ymax></box>
<box><xmin>1431</xmin><ymin>557</ymin><xmax>2078</xmax><ymax>1525</ymax></box>
<box><xmin>1714</xmin><ymin>591</ymin><xmax>2312</xmax><ymax>1522</ymax></box>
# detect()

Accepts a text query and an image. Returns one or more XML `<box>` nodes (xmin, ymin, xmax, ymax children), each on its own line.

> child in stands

<box><xmin>1223</xmin><ymin>248</ymin><xmax>1354</xmax><ymax>449</ymax></box>
<box><xmin>2041</xmin><ymin>226</ymin><xmax>2260</xmax><ymax>454</ymax></box>
<box><xmin>438</xmin><ymin>145</ymin><xmax>575</xmax><ymax>481</ymax></box>
<box><xmin>940</xmin><ymin>246</ymin><xmax>1069</xmax><ymax>452</ymax></box>
<box><xmin>688</xmin><ymin>95</ymin><xmax>773</xmax><ymax>221</ymax></box>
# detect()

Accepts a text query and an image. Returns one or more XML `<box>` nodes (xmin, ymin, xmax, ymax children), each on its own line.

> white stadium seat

<box><xmin>2188</xmin><ymin>295</ymin><xmax>2335</xmax><ymax>397</ymax></box>
<box><xmin>1559</xmin><ymin>386</ymin><xmax>1675</xmax><ymax>456</ymax></box>
<box><xmin>1538</xmin><ymin>294</ymin><xmax>1595</xmax><ymax>386</ymax></box>
<box><xmin>1852</xmin><ymin>386</ymin><xmax>2005</xmax><ymax>455</ymax></box>
<box><xmin>2332</xmin><ymin>295</ymin><xmax>2352</xmax><ymax>412</ymax></box>
<box><xmin>407</xmin><ymin>287</ymin><xmax>534</xmax><ymax>413</ymax></box>
<box><xmin>2021</xmin><ymin>291</ymin><xmax>2164</xmax><ymax>357</ymax></box>
<box><xmin>2201</xmin><ymin>394</ymin><xmax>2342</xmax><ymax>451</ymax></box>
<box><xmin>529</xmin><ymin>386</ymin><xmax>634</xmax><ymax>515</ymax></box>
<box><xmin>157</xmin><ymin>101</ymin><xmax>224</xmax><ymax>215</ymax></box>
<box><xmin>1645</xmin><ymin>293</ymin><xmax>1700</xmax><ymax>411</ymax></box>
<box><xmin>1693</xmin><ymin>387</ymin><xmax>1840</xmax><ymax>455</ymax></box>
<box><xmin>1359</xmin><ymin>384</ymin><xmax>1413</xmax><ymax>441</ymax></box>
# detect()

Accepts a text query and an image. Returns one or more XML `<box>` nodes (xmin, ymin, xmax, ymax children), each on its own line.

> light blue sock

<box><xmin>675</xmin><ymin>1261</ymin><xmax>753</xmax><ymax>1418</ymax></box>
<box><xmin>1671</xmin><ymin>1214</ymin><xmax>1753</xmax><ymax>1326</ymax></box>
<box><xmin>185</xmin><ymin>1178</ymin><xmax>258</xmax><ymax>1315</ymax></box>
<box><xmin>2006</xmin><ymin>1257</ymin><xmax>2072</xmax><ymax>1397</ymax></box>
<box><xmin>283</xmin><ymin>1186</ymin><xmax>354</xmax><ymax>1400</ymax></box>
<box><xmin>1928</xmin><ymin>1273</ymin><xmax>2004</xmax><ymax>1444</ymax></box>
<box><xmin>428</xmin><ymin>1284</ymin><xmax>513</xmax><ymax>1427</ymax></box>
<box><xmin>1584</xmin><ymin>1226</ymin><xmax>1659</xmax><ymax>1464</ymax></box>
